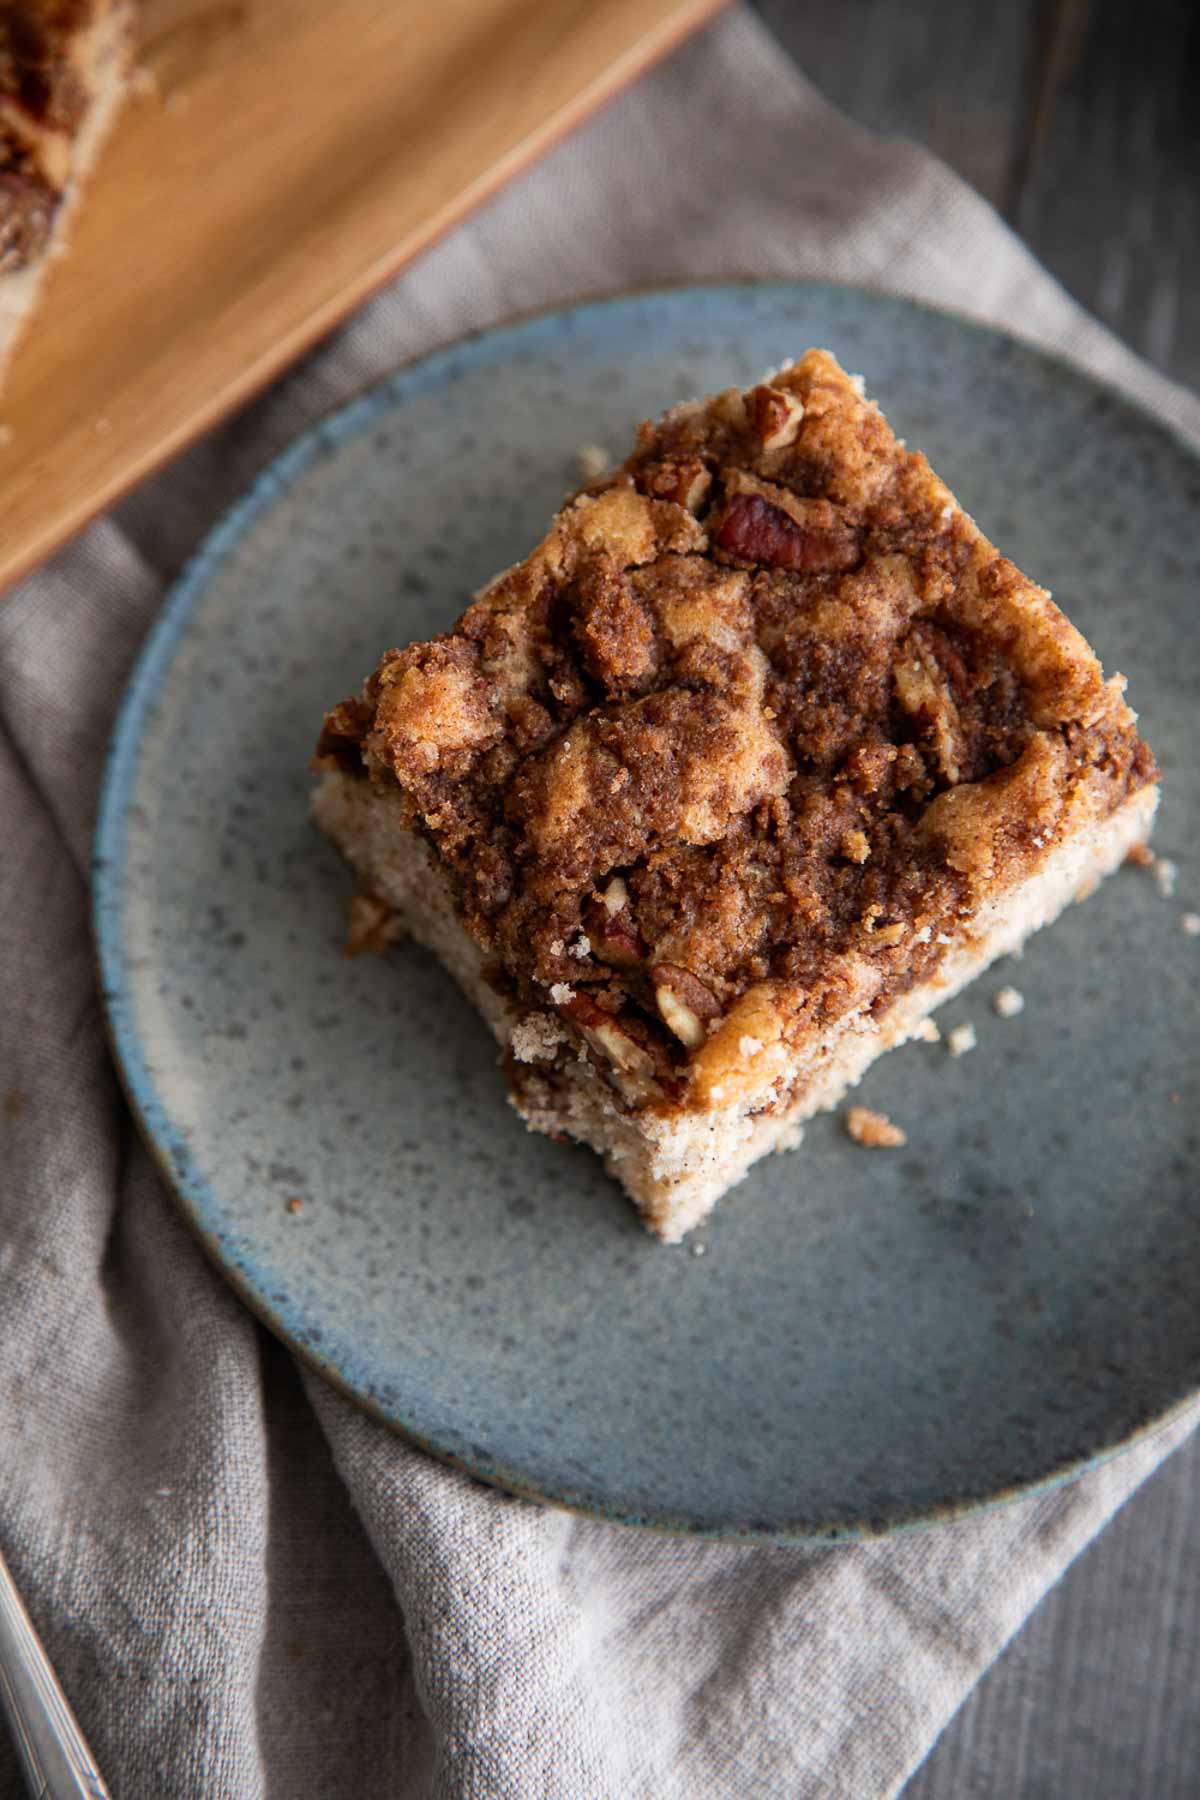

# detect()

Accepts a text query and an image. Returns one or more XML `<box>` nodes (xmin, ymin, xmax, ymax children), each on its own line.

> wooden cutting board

<box><xmin>0</xmin><ymin>0</ymin><xmax>724</xmax><ymax>593</ymax></box>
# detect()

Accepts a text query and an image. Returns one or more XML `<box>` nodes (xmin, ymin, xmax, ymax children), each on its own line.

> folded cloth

<box><xmin>1</xmin><ymin>9</ymin><xmax>1197</xmax><ymax>1797</ymax></box>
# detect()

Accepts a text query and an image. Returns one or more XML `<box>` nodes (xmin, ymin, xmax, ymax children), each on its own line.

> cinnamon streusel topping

<box><xmin>317</xmin><ymin>351</ymin><xmax>1156</xmax><ymax>1095</ymax></box>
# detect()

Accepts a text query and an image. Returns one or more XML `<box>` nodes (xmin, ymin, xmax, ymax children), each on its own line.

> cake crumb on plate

<box><xmin>345</xmin><ymin>892</ymin><xmax>405</xmax><ymax>957</ymax></box>
<box><xmin>1153</xmin><ymin>857</ymin><xmax>1178</xmax><ymax>898</ymax></box>
<box><xmin>947</xmin><ymin>1022</ymin><xmax>977</xmax><ymax>1058</ymax></box>
<box><xmin>845</xmin><ymin>1105</ymin><xmax>907</xmax><ymax>1148</ymax></box>
<box><xmin>992</xmin><ymin>986</ymin><xmax>1025</xmax><ymax>1018</ymax></box>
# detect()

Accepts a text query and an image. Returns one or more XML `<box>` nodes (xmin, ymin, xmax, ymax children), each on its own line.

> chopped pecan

<box><xmin>651</xmin><ymin>964</ymin><xmax>722</xmax><ymax>1048</ymax></box>
<box><xmin>714</xmin><ymin>491</ymin><xmax>860</xmax><ymax>573</ymax></box>
<box><xmin>636</xmin><ymin>456</ymin><xmax>713</xmax><ymax>515</ymax></box>
<box><xmin>860</xmin><ymin>906</ymin><xmax>905</xmax><ymax>947</ymax></box>
<box><xmin>747</xmin><ymin>384</ymin><xmax>805</xmax><ymax>451</ymax></box>
<box><xmin>558</xmin><ymin>994</ymin><xmax>662</xmax><ymax>1104</ymax></box>
<box><xmin>583</xmin><ymin>878</ymin><xmax>645</xmax><ymax>969</ymax></box>
<box><xmin>671</xmin><ymin>460</ymin><xmax>713</xmax><ymax>514</ymax></box>
<box><xmin>893</xmin><ymin>631</ymin><xmax>965</xmax><ymax>785</ymax></box>
<box><xmin>599</xmin><ymin>875</ymin><xmax>630</xmax><ymax>916</ymax></box>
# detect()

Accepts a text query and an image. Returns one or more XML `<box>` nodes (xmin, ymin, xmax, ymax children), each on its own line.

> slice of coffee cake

<box><xmin>313</xmin><ymin>350</ymin><xmax>1158</xmax><ymax>1242</ymax></box>
<box><xmin>0</xmin><ymin>0</ymin><xmax>135</xmax><ymax>386</ymax></box>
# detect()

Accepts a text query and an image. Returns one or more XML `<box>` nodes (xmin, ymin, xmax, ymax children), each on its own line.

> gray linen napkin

<box><xmin>2</xmin><ymin>10</ymin><xmax>1198</xmax><ymax>1797</ymax></box>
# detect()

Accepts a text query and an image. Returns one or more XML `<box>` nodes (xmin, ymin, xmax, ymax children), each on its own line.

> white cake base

<box><xmin>314</xmin><ymin>772</ymin><xmax>1157</xmax><ymax>1242</ymax></box>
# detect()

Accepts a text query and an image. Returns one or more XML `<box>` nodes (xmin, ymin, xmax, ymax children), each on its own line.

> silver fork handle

<box><xmin>0</xmin><ymin>1544</ymin><xmax>111</xmax><ymax>1800</ymax></box>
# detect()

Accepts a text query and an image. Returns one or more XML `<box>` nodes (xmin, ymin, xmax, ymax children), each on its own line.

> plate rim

<box><xmin>92</xmin><ymin>278</ymin><xmax>1200</xmax><ymax>1542</ymax></box>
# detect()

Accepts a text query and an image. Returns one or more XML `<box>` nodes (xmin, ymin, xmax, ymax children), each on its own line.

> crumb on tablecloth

<box><xmin>992</xmin><ymin>986</ymin><xmax>1025</xmax><ymax>1018</ymax></box>
<box><xmin>1182</xmin><ymin>912</ymin><xmax>1200</xmax><ymax>937</ymax></box>
<box><xmin>947</xmin><ymin>1022</ymin><xmax>977</xmax><ymax>1058</ymax></box>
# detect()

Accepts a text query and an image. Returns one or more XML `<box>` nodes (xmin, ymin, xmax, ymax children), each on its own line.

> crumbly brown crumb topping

<box><xmin>317</xmin><ymin>351</ymin><xmax>1157</xmax><ymax>1103</ymax></box>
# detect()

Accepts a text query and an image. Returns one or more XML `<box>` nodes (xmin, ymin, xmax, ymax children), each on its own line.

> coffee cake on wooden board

<box><xmin>0</xmin><ymin>0</ymin><xmax>135</xmax><ymax>385</ymax></box>
<box><xmin>0</xmin><ymin>0</ymin><xmax>724</xmax><ymax>594</ymax></box>
<box><xmin>314</xmin><ymin>350</ymin><xmax>1158</xmax><ymax>1240</ymax></box>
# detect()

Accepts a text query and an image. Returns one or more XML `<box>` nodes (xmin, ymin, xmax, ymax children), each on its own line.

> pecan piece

<box><xmin>747</xmin><ymin>384</ymin><xmax>805</xmax><ymax>451</ymax></box>
<box><xmin>599</xmin><ymin>875</ymin><xmax>630</xmax><ymax>916</ymax></box>
<box><xmin>651</xmin><ymin>964</ymin><xmax>722</xmax><ymax>1049</ymax></box>
<box><xmin>637</xmin><ymin>457</ymin><xmax>713</xmax><ymax>514</ymax></box>
<box><xmin>860</xmin><ymin>906</ymin><xmax>905</xmax><ymax>947</ymax></box>
<box><xmin>670</xmin><ymin>460</ymin><xmax>713</xmax><ymax>514</ymax></box>
<box><xmin>714</xmin><ymin>492</ymin><xmax>859</xmax><ymax>573</ymax></box>
<box><xmin>583</xmin><ymin>876</ymin><xmax>645</xmax><ymax>969</ymax></box>
<box><xmin>558</xmin><ymin>994</ymin><xmax>662</xmax><ymax>1104</ymax></box>
<box><xmin>893</xmin><ymin>631</ymin><xmax>965</xmax><ymax>785</ymax></box>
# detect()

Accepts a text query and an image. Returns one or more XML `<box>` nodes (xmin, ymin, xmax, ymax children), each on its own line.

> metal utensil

<box><xmin>0</xmin><ymin>1543</ymin><xmax>110</xmax><ymax>1799</ymax></box>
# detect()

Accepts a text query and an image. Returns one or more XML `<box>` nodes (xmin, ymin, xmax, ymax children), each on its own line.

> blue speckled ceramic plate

<box><xmin>94</xmin><ymin>284</ymin><xmax>1200</xmax><ymax>1541</ymax></box>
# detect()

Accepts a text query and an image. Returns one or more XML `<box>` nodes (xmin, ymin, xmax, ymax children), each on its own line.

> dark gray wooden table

<box><xmin>750</xmin><ymin>3</ymin><xmax>1199</xmax><ymax>1794</ymax></box>
<box><xmin>754</xmin><ymin>0</ymin><xmax>1198</xmax><ymax>393</ymax></box>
